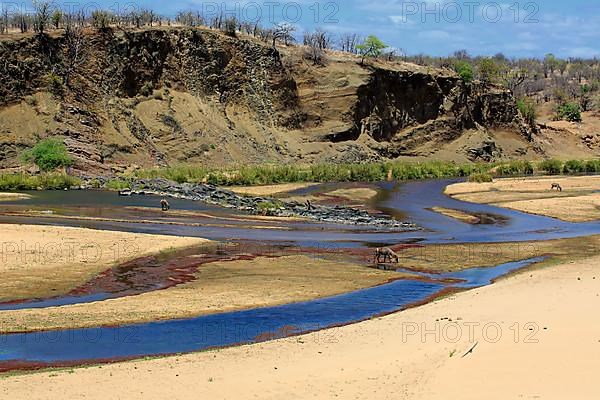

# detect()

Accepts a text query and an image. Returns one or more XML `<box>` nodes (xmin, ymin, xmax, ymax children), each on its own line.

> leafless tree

<box><xmin>63</xmin><ymin>24</ymin><xmax>86</xmax><ymax>87</ymax></box>
<box><xmin>303</xmin><ymin>30</ymin><xmax>328</xmax><ymax>65</ymax></box>
<box><xmin>33</xmin><ymin>1</ymin><xmax>52</xmax><ymax>34</ymax></box>
<box><xmin>272</xmin><ymin>23</ymin><xmax>296</xmax><ymax>46</ymax></box>
<box><xmin>304</xmin><ymin>28</ymin><xmax>333</xmax><ymax>50</ymax></box>
<box><xmin>453</xmin><ymin>49</ymin><xmax>470</xmax><ymax>60</ymax></box>
<box><xmin>176</xmin><ymin>11</ymin><xmax>204</xmax><ymax>27</ymax></box>
<box><xmin>339</xmin><ymin>33</ymin><xmax>360</xmax><ymax>54</ymax></box>
<box><xmin>0</xmin><ymin>8</ymin><xmax>8</xmax><ymax>34</ymax></box>
<box><xmin>222</xmin><ymin>16</ymin><xmax>237</xmax><ymax>37</ymax></box>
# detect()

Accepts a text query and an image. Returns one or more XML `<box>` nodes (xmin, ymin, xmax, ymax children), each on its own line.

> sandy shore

<box><xmin>446</xmin><ymin>176</ymin><xmax>600</xmax><ymax>222</ymax></box>
<box><xmin>227</xmin><ymin>183</ymin><xmax>317</xmax><ymax>197</ymax></box>
<box><xmin>0</xmin><ymin>224</ymin><xmax>208</xmax><ymax>302</ymax></box>
<box><xmin>0</xmin><ymin>255</ymin><xmax>401</xmax><ymax>333</ymax></box>
<box><xmin>2</xmin><ymin>254</ymin><xmax>598</xmax><ymax>399</ymax></box>
<box><xmin>430</xmin><ymin>206</ymin><xmax>481</xmax><ymax>224</ymax></box>
<box><xmin>0</xmin><ymin>193</ymin><xmax>31</xmax><ymax>201</ymax></box>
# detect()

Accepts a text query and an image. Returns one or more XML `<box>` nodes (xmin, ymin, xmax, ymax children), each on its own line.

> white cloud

<box><xmin>417</xmin><ymin>30</ymin><xmax>451</xmax><ymax>40</ymax></box>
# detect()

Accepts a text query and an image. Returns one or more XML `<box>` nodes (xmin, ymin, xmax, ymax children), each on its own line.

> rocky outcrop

<box><xmin>334</xmin><ymin>67</ymin><xmax>533</xmax><ymax>156</ymax></box>
<box><xmin>127</xmin><ymin>179</ymin><xmax>416</xmax><ymax>230</ymax></box>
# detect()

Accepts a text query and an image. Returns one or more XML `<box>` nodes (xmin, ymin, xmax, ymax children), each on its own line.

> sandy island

<box><xmin>0</xmin><ymin>254</ymin><xmax>402</xmax><ymax>333</ymax></box>
<box><xmin>1</xmin><ymin>254</ymin><xmax>598</xmax><ymax>399</ymax></box>
<box><xmin>446</xmin><ymin>175</ymin><xmax>600</xmax><ymax>222</ymax></box>
<box><xmin>0</xmin><ymin>224</ymin><xmax>208</xmax><ymax>302</ymax></box>
<box><xmin>227</xmin><ymin>183</ymin><xmax>379</xmax><ymax>207</ymax></box>
<box><xmin>226</xmin><ymin>183</ymin><xmax>318</xmax><ymax>197</ymax></box>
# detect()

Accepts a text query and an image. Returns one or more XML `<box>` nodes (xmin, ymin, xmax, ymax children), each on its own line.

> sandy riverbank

<box><xmin>0</xmin><ymin>254</ymin><xmax>402</xmax><ymax>333</ymax></box>
<box><xmin>1</xmin><ymin>253</ymin><xmax>598</xmax><ymax>399</ymax></box>
<box><xmin>226</xmin><ymin>183</ymin><xmax>318</xmax><ymax>197</ymax></box>
<box><xmin>0</xmin><ymin>193</ymin><xmax>31</xmax><ymax>201</ymax></box>
<box><xmin>446</xmin><ymin>175</ymin><xmax>600</xmax><ymax>222</ymax></box>
<box><xmin>0</xmin><ymin>224</ymin><xmax>209</xmax><ymax>302</ymax></box>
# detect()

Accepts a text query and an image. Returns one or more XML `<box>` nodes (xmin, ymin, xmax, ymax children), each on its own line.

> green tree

<box><xmin>477</xmin><ymin>58</ymin><xmax>501</xmax><ymax>84</ymax></box>
<box><xmin>453</xmin><ymin>60</ymin><xmax>474</xmax><ymax>83</ymax></box>
<box><xmin>51</xmin><ymin>9</ymin><xmax>62</xmax><ymax>29</ymax></box>
<box><xmin>356</xmin><ymin>35</ymin><xmax>387</xmax><ymax>65</ymax></box>
<box><xmin>543</xmin><ymin>53</ymin><xmax>559</xmax><ymax>78</ymax></box>
<box><xmin>555</xmin><ymin>102</ymin><xmax>582</xmax><ymax>122</ymax></box>
<box><xmin>33</xmin><ymin>1</ymin><xmax>52</xmax><ymax>34</ymax></box>
<box><xmin>22</xmin><ymin>138</ymin><xmax>73</xmax><ymax>171</ymax></box>
<box><xmin>580</xmin><ymin>84</ymin><xmax>592</xmax><ymax>111</ymax></box>
<box><xmin>517</xmin><ymin>97</ymin><xmax>537</xmax><ymax>127</ymax></box>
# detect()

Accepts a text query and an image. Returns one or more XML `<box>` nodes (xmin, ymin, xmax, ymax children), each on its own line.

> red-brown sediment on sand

<box><xmin>0</xmin><ymin>244</ymin><xmax>282</xmax><ymax>309</ymax></box>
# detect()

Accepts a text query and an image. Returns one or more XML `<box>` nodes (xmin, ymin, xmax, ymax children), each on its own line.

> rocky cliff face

<box><xmin>320</xmin><ymin>67</ymin><xmax>533</xmax><ymax>157</ymax></box>
<box><xmin>0</xmin><ymin>27</ymin><xmax>536</xmax><ymax>173</ymax></box>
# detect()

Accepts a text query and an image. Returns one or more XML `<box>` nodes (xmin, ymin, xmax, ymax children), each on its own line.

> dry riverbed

<box><xmin>446</xmin><ymin>175</ymin><xmax>600</xmax><ymax>222</ymax></box>
<box><xmin>0</xmin><ymin>226</ymin><xmax>407</xmax><ymax>333</ymax></box>
<box><xmin>0</xmin><ymin>224</ymin><xmax>208</xmax><ymax>302</ymax></box>
<box><xmin>2</xmin><ymin>252</ymin><xmax>599</xmax><ymax>399</ymax></box>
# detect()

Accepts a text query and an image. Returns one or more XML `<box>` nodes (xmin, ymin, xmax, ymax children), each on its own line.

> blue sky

<box><xmin>13</xmin><ymin>0</ymin><xmax>600</xmax><ymax>58</ymax></box>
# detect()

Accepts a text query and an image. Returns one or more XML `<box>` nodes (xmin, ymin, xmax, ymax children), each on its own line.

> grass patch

<box><xmin>468</xmin><ymin>172</ymin><xmax>493</xmax><ymax>183</ymax></box>
<box><xmin>105</xmin><ymin>179</ymin><xmax>133</xmax><ymax>191</ymax></box>
<box><xmin>131</xmin><ymin>159</ymin><xmax>600</xmax><ymax>187</ymax></box>
<box><xmin>0</xmin><ymin>173</ymin><xmax>81</xmax><ymax>190</ymax></box>
<box><xmin>256</xmin><ymin>200</ymin><xmax>284</xmax><ymax>216</ymax></box>
<box><xmin>538</xmin><ymin>159</ymin><xmax>564</xmax><ymax>175</ymax></box>
<box><xmin>134</xmin><ymin>161</ymin><xmax>491</xmax><ymax>186</ymax></box>
<box><xmin>495</xmin><ymin>160</ymin><xmax>534</xmax><ymax>176</ymax></box>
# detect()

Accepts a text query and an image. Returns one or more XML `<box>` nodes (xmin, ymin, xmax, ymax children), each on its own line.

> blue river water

<box><xmin>0</xmin><ymin>177</ymin><xmax>597</xmax><ymax>368</ymax></box>
<box><xmin>0</xmin><ymin>257</ymin><xmax>544</xmax><ymax>365</ymax></box>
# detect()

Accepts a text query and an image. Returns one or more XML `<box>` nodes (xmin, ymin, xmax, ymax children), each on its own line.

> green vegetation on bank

<box><xmin>134</xmin><ymin>161</ymin><xmax>492</xmax><ymax>186</ymax></box>
<box><xmin>2</xmin><ymin>159</ymin><xmax>599</xmax><ymax>191</ymax></box>
<box><xmin>0</xmin><ymin>173</ymin><xmax>81</xmax><ymax>190</ymax></box>
<box><xmin>133</xmin><ymin>159</ymin><xmax>600</xmax><ymax>186</ymax></box>
<box><xmin>21</xmin><ymin>138</ymin><xmax>73</xmax><ymax>172</ymax></box>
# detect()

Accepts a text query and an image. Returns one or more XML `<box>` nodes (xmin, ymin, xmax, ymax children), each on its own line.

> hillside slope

<box><xmin>0</xmin><ymin>27</ymin><xmax>572</xmax><ymax>174</ymax></box>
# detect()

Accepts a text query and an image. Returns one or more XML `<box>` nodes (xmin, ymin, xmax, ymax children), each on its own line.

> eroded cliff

<box><xmin>0</xmin><ymin>27</ymin><xmax>537</xmax><ymax>174</ymax></box>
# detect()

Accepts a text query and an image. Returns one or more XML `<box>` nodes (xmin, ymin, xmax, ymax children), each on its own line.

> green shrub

<box><xmin>46</xmin><ymin>73</ymin><xmax>64</xmax><ymax>96</ymax></box>
<box><xmin>22</xmin><ymin>138</ymin><xmax>73</xmax><ymax>172</ymax></box>
<box><xmin>0</xmin><ymin>173</ymin><xmax>80</xmax><ymax>190</ymax></box>
<box><xmin>517</xmin><ymin>97</ymin><xmax>537</xmax><ymax>126</ymax></box>
<box><xmin>139</xmin><ymin>82</ymin><xmax>153</xmax><ymax>97</ymax></box>
<box><xmin>496</xmin><ymin>160</ymin><xmax>534</xmax><ymax>176</ymax></box>
<box><xmin>468</xmin><ymin>172</ymin><xmax>493</xmax><ymax>183</ymax></box>
<box><xmin>105</xmin><ymin>179</ymin><xmax>132</xmax><ymax>191</ymax></box>
<box><xmin>134</xmin><ymin>161</ymin><xmax>497</xmax><ymax>186</ymax></box>
<box><xmin>257</xmin><ymin>200</ymin><xmax>283</xmax><ymax>216</ymax></box>
<box><xmin>555</xmin><ymin>102</ymin><xmax>582</xmax><ymax>122</ymax></box>
<box><xmin>454</xmin><ymin>60</ymin><xmax>474</xmax><ymax>83</ymax></box>
<box><xmin>538</xmin><ymin>159</ymin><xmax>563</xmax><ymax>175</ymax></box>
<box><xmin>563</xmin><ymin>160</ymin><xmax>586</xmax><ymax>174</ymax></box>
<box><xmin>584</xmin><ymin>160</ymin><xmax>600</xmax><ymax>173</ymax></box>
